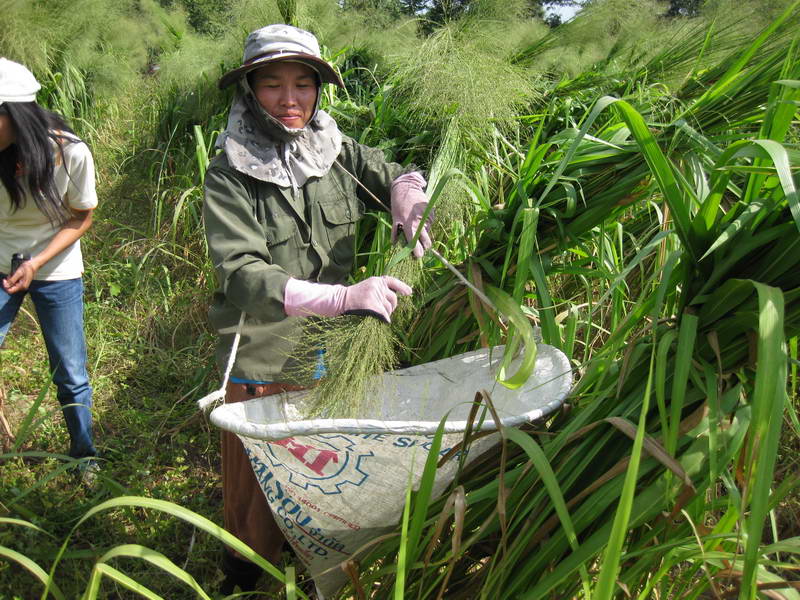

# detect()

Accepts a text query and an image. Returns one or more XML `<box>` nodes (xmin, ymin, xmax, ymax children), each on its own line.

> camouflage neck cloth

<box><xmin>216</xmin><ymin>83</ymin><xmax>342</xmax><ymax>192</ymax></box>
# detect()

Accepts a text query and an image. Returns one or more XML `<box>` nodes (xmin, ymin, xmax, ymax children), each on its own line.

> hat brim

<box><xmin>0</xmin><ymin>93</ymin><xmax>38</xmax><ymax>104</ymax></box>
<box><xmin>218</xmin><ymin>53</ymin><xmax>344</xmax><ymax>90</ymax></box>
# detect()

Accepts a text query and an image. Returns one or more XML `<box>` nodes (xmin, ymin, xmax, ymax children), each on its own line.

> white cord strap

<box><xmin>197</xmin><ymin>310</ymin><xmax>247</xmax><ymax>412</ymax></box>
<box><xmin>334</xmin><ymin>159</ymin><xmax>390</xmax><ymax>211</ymax></box>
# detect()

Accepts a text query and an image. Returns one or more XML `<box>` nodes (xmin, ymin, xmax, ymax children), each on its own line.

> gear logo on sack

<box><xmin>260</xmin><ymin>434</ymin><xmax>374</xmax><ymax>495</ymax></box>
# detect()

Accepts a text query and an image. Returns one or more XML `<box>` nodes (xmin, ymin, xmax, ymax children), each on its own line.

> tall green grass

<box><xmin>341</xmin><ymin>4</ymin><xmax>800</xmax><ymax>599</ymax></box>
<box><xmin>1</xmin><ymin>0</ymin><xmax>798</xmax><ymax>598</ymax></box>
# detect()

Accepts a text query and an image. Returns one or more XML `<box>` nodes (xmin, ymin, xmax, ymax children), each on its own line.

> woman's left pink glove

<box><xmin>284</xmin><ymin>276</ymin><xmax>412</xmax><ymax>323</ymax></box>
<box><xmin>391</xmin><ymin>172</ymin><xmax>432</xmax><ymax>258</ymax></box>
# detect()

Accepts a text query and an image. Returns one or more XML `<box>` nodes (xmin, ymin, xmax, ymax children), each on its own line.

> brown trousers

<box><xmin>222</xmin><ymin>381</ymin><xmax>305</xmax><ymax>563</ymax></box>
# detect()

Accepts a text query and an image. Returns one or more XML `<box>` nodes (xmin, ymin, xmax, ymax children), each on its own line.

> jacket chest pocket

<box><xmin>263</xmin><ymin>210</ymin><xmax>302</xmax><ymax>268</ymax></box>
<box><xmin>319</xmin><ymin>197</ymin><xmax>362</xmax><ymax>267</ymax></box>
<box><xmin>265</xmin><ymin>212</ymin><xmax>297</xmax><ymax>245</ymax></box>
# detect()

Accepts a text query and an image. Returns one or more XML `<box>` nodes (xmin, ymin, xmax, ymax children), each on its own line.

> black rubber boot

<box><xmin>219</xmin><ymin>552</ymin><xmax>262</xmax><ymax>595</ymax></box>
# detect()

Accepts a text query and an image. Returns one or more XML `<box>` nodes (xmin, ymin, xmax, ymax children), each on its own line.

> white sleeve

<box><xmin>63</xmin><ymin>141</ymin><xmax>98</xmax><ymax>210</ymax></box>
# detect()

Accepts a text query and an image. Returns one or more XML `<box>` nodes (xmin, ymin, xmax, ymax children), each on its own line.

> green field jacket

<box><xmin>203</xmin><ymin>135</ymin><xmax>406</xmax><ymax>382</ymax></box>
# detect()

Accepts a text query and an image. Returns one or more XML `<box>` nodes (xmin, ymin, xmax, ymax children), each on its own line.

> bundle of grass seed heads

<box><xmin>285</xmin><ymin>250</ymin><xmax>425</xmax><ymax>418</ymax></box>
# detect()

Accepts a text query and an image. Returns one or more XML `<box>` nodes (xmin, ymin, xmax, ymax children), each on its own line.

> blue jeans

<box><xmin>0</xmin><ymin>277</ymin><xmax>96</xmax><ymax>459</ymax></box>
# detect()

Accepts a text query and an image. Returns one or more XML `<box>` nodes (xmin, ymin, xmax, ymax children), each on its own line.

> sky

<box><xmin>546</xmin><ymin>4</ymin><xmax>582</xmax><ymax>21</ymax></box>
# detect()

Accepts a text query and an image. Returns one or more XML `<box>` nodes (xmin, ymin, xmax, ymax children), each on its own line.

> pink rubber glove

<box><xmin>284</xmin><ymin>276</ymin><xmax>412</xmax><ymax>323</ymax></box>
<box><xmin>391</xmin><ymin>172</ymin><xmax>432</xmax><ymax>258</ymax></box>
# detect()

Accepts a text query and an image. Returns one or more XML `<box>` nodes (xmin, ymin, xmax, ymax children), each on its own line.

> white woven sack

<box><xmin>208</xmin><ymin>344</ymin><xmax>572</xmax><ymax>597</ymax></box>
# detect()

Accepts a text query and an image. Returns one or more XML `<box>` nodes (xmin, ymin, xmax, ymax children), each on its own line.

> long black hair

<box><xmin>0</xmin><ymin>101</ymin><xmax>77</xmax><ymax>226</ymax></box>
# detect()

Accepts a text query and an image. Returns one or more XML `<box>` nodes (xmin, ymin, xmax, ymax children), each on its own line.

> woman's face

<box><xmin>0</xmin><ymin>110</ymin><xmax>16</xmax><ymax>151</ymax></box>
<box><xmin>250</xmin><ymin>61</ymin><xmax>318</xmax><ymax>129</ymax></box>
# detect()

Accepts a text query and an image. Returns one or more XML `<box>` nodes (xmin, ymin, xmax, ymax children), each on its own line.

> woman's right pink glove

<box><xmin>284</xmin><ymin>276</ymin><xmax>412</xmax><ymax>323</ymax></box>
<box><xmin>391</xmin><ymin>172</ymin><xmax>432</xmax><ymax>258</ymax></box>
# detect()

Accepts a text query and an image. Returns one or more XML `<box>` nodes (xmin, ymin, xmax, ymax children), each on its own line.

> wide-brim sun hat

<box><xmin>219</xmin><ymin>24</ymin><xmax>344</xmax><ymax>90</ymax></box>
<box><xmin>0</xmin><ymin>58</ymin><xmax>41</xmax><ymax>105</ymax></box>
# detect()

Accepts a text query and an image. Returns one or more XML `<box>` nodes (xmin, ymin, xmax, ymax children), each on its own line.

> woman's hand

<box><xmin>2</xmin><ymin>208</ymin><xmax>93</xmax><ymax>294</ymax></box>
<box><xmin>283</xmin><ymin>276</ymin><xmax>413</xmax><ymax>323</ymax></box>
<box><xmin>3</xmin><ymin>257</ymin><xmax>38</xmax><ymax>293</ymax></box>
<box><xmin>391</xmin><ymin>172</ymin><xmax>432</xmax><ymax>259</ymax></box>
<box><xmin>340</xmin><ymin>276</ymin><xmax>412</xmax><ymax>323</ymax></box>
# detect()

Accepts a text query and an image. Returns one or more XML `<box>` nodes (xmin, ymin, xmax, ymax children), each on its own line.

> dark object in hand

<box><xmin>10</xmin><ymin>253</ymin><xmax>29</xmax><ymax>277</ymax></box>
<box><xmin>343</xmin><ymin>308</ymin><xmax>389</xmax><ymax>323</ymax></box>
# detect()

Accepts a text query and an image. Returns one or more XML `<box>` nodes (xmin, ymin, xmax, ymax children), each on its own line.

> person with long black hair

<box><xmin>0</xmin><ymin>58</ymin><xmax>98</xmax><ymax>478</ymax></box>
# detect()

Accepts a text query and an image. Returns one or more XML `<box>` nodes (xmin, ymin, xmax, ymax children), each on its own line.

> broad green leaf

<box><xmin>503</xmin><ymin>428</ymin><xmax>591</xmax><ymax>597</ymax></box>
<box><xmin>701</xmin><ymin>139</ymin><xmax>800</xmax><ymax>240</ymax></box>
<box><xmin>673</xmin><ymin>0</ymin><xmax>800</xmax><ymax>122</ymax></box>
<box><xmin>594</xmin><ymin>348</ymin><xmax>656</xmax><ymax>600</ymax></box>
<box><xmin>0</xmin><ymin>517</ymin><xmax>50</xmax><ymax>535</ymax></box>
<box><xmin>83</xmin><ymin>564</ymin><xmax>162</xmax><ymax>600</ymax></box>
<box><xmin>667</xmin><ymin>313</ymin><xmax>699</xmax><ymax>458</ymax></box>
<box><xmin>0</xmin><ymin>545</ymin><xmax>65</xmax><ymax>600</ymax></box>
<box><xmin>405</xmin><ymin>417</ymin><xmax>446</xmax><ymax>573</ymax></box>
<box><xmin>59</xmin><ymin>496</ymin><xmax>289</xmax><ymax>591</ymax></box>
<box><xmin>740</xmin><ymin>283</ymin><xmax>787</xmax><ymax>600</ymax></box>
<box><xmin>95</xmin><ymin>544</ymin><xmax>211</xmax><ymax>600</ymax></box>
<box><xmin>537</xmin><ymin>96</ymin><xmax>619</xmax><ymax>206</ymax></box>
<box><xmin>607</xmin><ymin>99</ymin><xmax>694</xmax><ymax>255</ymax></box>
<box><xmin>395</xmin><ymin>476</ymin><xmax>412</xmax><ymax>600</ymax></box>
<box><xmin>485</xmin><ymin>285</ymin><xmax>538</xmax><ymax>389</ymax></box>
<box><xmin>528</xmin><ymin>241</ymin><xmax>560</xmax><ymax>347</ymax></box>
<box><xmin>513</xmin><ymin>208</ymin><xmax>538</xmax><ymax>304</ymax></box>
<box><xmin>700</xmin><ymin>201</ymin><xmax>764</xmax><ymax>260</ymax></box>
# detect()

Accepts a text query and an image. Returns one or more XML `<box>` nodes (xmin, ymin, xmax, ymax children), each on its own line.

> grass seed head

<box><xmin>284</xmin><ymin>247</ymin><xmax>427</xmax><ymax>418</ymax></box>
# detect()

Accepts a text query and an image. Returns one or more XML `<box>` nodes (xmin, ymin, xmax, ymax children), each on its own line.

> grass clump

<box><xmin>0</xmin><ymin>0</ymin><xmax>187</xmax><ymax>94</ymax></box>
<box><xmin>294</xmin><ymin>315</ymin><xmax>399</xmax><ymax>418</ymax></box>
<box><xmin>389</xmin><ymin>21</ymin><xmax>538</xmax><ymax>141</ymax></box>
<box><xmin>287</xmin><ymin>249</ymin><xmax>425</xmax><ymax>418</ymax></box>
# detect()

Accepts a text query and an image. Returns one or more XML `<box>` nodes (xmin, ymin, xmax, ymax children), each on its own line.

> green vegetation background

<box><xmin>0</xmin><ymin>0</ymin><xmax>797</xmax><ymax>598</ymax></box>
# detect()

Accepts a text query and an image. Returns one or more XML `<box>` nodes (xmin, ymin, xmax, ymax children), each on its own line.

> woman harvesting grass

<box><xmin>202</xmin><ymin>24</ymin><xmax>433</xmax><ymax>594</ymax></box>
